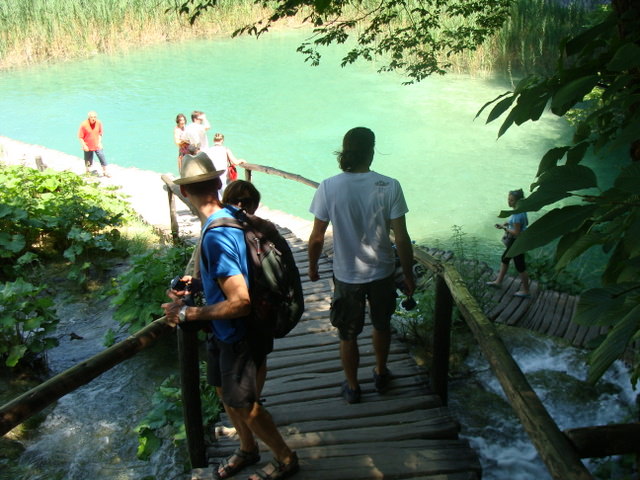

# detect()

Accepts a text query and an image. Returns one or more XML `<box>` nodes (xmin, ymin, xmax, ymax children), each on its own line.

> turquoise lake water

<box><xmin>0</xmin><ymin>30</ymin><xmax>583</xmax><ymax>258</ymax></box>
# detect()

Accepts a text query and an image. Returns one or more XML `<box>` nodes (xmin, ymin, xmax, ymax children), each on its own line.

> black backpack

<box><xmin>203</xmin><ymin>207</ymin><xmax>304</xmax><ymax>339</ymax></box>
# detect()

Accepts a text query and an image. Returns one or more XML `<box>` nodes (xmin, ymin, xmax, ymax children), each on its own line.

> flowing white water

<box><xmin>449</xmin><ymin>326</ymin><xmax>639</xmax><ymax>479</ymax></box>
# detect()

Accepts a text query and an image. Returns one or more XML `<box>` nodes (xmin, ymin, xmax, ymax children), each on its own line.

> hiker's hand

<box><xmin>402</xmin><ymin>274</ymin><xmax>416</xmax><ymax>297</ymax></box>
<box><xmin>162</xmin><ymin>299</ymin><xmax>183</xmax><ymax>327</ymax></box>
<box><xmin>170</xmin><ymin>275</ymin><xmax>193</xmax><ymax>297</ymax></box>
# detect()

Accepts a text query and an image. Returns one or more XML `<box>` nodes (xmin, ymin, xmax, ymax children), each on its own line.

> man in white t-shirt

<box><xmin>184</xmin><ymin>110</ymin><xmax>211</xmax><ymax>150</ymax></box>
<box><xmin>308</xmin><ymin>127</ymin><xmax>415</xmax><ymax>404</ymax></box>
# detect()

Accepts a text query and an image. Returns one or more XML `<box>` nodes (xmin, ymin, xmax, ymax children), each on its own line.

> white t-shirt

<box><xmin>309</xmin><ymin>170</ymin><xmax>409</xmax><ymax>284</ymax></box>
<box><xmin>184</xmin><ymin>123</ymin><xmax>209</xmax><ymax>150</ymax></box>
<box><xmin>205</xmin><ymin>144</ymin><xmax>229</xmax><ymax>190</ymax></box>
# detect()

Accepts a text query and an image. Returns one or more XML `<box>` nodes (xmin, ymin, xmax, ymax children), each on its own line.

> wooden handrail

<box><xmin>0</xmin><ymin>318</ymin><xmax>173</xmax><ymax>436</ymax></box>
<box><xmin>240</xmin><ymin>162</ymin><xmax>319</xmax><ymax>189</ymax></box>
<box><xmin>416</xmin><ymin>245</ymin><xmax>593</xmax><ymax>480</ymax></box>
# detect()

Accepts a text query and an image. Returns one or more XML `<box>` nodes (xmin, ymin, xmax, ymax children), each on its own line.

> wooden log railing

<box><xmin>0</xmin><ymin>318</ymin><xmax>173</xmax><ymax>437</ymax></box>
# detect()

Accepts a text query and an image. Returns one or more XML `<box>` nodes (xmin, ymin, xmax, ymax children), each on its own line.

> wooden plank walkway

<box><xmin>480</xmin><ymin>273</ymin><xmax>603</xmax><ymax>348</ymax></box>
<box><xmin>191</xmin><ymin>227</ymin><xmax>482</xmax><ymax>480</ymax></box>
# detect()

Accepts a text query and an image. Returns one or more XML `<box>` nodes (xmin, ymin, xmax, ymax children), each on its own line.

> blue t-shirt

<box><xmin>200</xmin><ymin>207</ymin><xmax>250</xmax><ymax>343</ymax></box>
<box><xmin>509</xmin><ymin>212</ymin><xmax>528</xmax><ymax>232</ymax></box>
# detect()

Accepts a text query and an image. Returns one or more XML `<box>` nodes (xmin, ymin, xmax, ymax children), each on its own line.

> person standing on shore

<box><xmin>174</xmin><ymin>113</ymin><xmax>190</xmax><ymax>170</ymax></box>
<box><xmin>78</xmin><ymin>110</ymin><xmax>110</xmax><ymax>177</ymax></box>
<box><xmin>184</xmin><ymin>110</ymin><xmax>211</xmax><ymax>151</ymax></box>
<box><xmin>307</xmin><ymin>127</ymin><xmax>415</xmax><ymax>404</ymax></box>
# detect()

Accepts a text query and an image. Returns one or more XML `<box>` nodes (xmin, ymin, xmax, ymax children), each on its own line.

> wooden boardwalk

<box><xmin>481</xmin><ymin>271</ymin><xmax>603</xmax><ymax>348</ymax></box>
<box><xmin>192</xmin><ymin>228</ymin><xmax>482</xmax><ymax>480</ymax></box>
<box><xmin>414</xmin><ymin>246</ymin><xmax>603</xmax><ymax>349</ymax></box>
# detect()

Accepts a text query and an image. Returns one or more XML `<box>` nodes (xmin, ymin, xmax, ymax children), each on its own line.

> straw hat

<box><xmin>174</xmin><ymin>151</ymin><xmax>225</xmax><ymax>185</ymax></box>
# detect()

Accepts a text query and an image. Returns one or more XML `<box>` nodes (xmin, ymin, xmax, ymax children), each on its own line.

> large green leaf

<box><xmin>607</xmin><ymin>43</ymin><xmax>640</xmax><ymax>71</ymax></box>
<box><xmin>497</xmin><ymin>108</ymin><xmax>516</xmax><ymax>138</ymax></box>
<box><xmin>614</xmin><ymin>163</ymin><xmax>640</xmax><ymax>194</ymax></box>
<box><xmin>486</xmin><ymin>95</ymin><xmax>515</xmax><ymax>123</ymax></box>
<box><xmin>537</xmin><ymin>147</ymin><xmax>570</xmax><ymax>176</ymax></box>
<box><xmin>532</xmin><ymin>164</ymin><xmax>598</xmax><ymax>192</ymax></box>
<box><xmin>587</xmin><ymin>303</ymin><xmax>640</xmax><ymax>384</ymax></box>
<box><xmin>555</xmin><ymin>229</ymin><xmax>602</xmax><ymax>270</ymax></box>
<box><xmin>574</xmin><ymin>285</ymin><xmax>634</xmax><ymax>326</ymax></box>
<box><xmin>476</xmin><ymin>91</ymin><xmax>512</xmax><ymax>120</ymax></box>
<box><xmin>499</xmin><ymin>189</ymin><xmax>571</xmax><ymax>216</ymax></box>
<box><xmin>566</xmin><ymin>142</ymin><xmax>589</xmax><ymax>166</ymax></box>
<box><xmin>509</xmin><ymin>204</ymin><xmax>598</xmax><ymax>256</ymax></box>
<box><xmin>550</xmin><ymin>75</ymin><xmax>600</xmax><ymax>116</ymax></box>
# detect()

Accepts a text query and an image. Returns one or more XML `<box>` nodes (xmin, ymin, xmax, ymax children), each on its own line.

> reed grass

<box><xmin>0</xmin><ymin>0</ymin><xmax>276</xmax><ymax>69</ymax></box>
<box><xmin>447</xmin><ymin>0</ymin><xmax>602</xmax><ymax>76</ymax></box>
<box><xmin>0</xmin><ymin>0</ymin><xmax>599</xmax><ymax>76</ymax></box>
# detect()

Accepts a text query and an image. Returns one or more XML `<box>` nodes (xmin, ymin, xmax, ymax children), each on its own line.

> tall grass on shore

<box><xmin>448</xmin><ymin>0</ymin><xmax>603</xmax><ymax>76</ymax></box>
<box><xmin>0</xmin><ymin>0</ymin><xmax>274</xmax><ymax>69</ymax></box>
<box><xmin>1</xmin><ymin>0</ymin><xmax>600</xmax><ymax>76</ymax></box>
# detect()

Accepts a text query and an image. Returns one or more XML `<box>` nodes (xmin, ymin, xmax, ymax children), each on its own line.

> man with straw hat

<box><xmin>162</xmin><ymin>151</ymin><xmax>299</xmax><ymax>480</ymax></box>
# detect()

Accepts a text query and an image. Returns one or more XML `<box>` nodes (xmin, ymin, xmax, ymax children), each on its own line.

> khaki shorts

<box><xmin>330</xmin><ymin>274</ymin><xmax>397</xmax><ymax>341</ymax></box>
<box><xmin>207</xmin><ymin>337</ymin><xmax>264</xmax><ymax>409</ymax></box>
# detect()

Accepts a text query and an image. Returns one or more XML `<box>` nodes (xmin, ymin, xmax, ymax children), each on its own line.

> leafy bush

<box><xmin>108</xmin><ymin>244</ymin><xmax>195</xmax><ymax>333</ymax></box>
<box><xmin>0</xmin><ymin>165</ymin><xmax>136</xmax><ymax>283</ymax></box>
<box><xmin>134</xmin><ymin>366</ymin><xmax>222</xmax><ymax>461</ymax></box>
<box><xmin>0</xmin><ymin>278</ymin><xmax>58</xmax><ymax>367</ymax></box>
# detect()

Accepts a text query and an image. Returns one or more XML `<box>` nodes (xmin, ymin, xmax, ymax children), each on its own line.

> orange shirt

<box><xmin>78</xmin><ymin>119</ymin><xmax>103</xmax><ymax>151</ymax></box>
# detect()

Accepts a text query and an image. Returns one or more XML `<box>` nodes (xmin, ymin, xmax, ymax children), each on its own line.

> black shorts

<box><xmin>330</xmin><ymin>274</ymin><xmax>397</xmax><ymax>341</ymax></box>
<box><xmin>206</xmin><ymin>337</ymin><xmax>265</xmax><ymax>409</ymax></box>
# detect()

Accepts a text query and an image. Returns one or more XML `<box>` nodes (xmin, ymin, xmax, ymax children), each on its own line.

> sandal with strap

<box><xmin>217</xmin><ymin>448</ymin><xmax>261</xmax><ymax>479</ymax></box>
<box><xmin>248</xmin><ymin>452</ymin><xmax>299</xmax><ymax>480</ymax></box>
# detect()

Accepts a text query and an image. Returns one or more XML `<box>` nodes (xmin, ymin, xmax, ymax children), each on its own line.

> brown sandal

<box><xmin>248</xmin><ymin>452</ymin><xmax>299</xmax><ymax>480</ymax></box>
<box><xmin>217</xmin><ymin>448</ymin><xmax>260</xmax><ymax>479</ymax></box>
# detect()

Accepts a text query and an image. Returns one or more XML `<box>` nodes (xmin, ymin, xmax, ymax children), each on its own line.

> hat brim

<box><xmin>174</xmin><ymin>169</ymin><xmax>225</xmax><ymax>185</ymax></box>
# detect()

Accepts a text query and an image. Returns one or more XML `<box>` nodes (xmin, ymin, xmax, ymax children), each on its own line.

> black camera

<box><xmin>401</xmin><ymin>295</ymin><xmax>417</xmax><ymax>311</ymax></box>
<box><xmin>170</xmin><ymin>275</ymin><xmax>189</xmax><ymax>292</ymax></box>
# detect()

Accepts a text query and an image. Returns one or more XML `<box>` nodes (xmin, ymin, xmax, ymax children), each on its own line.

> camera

<box><xmin>170</xmin><ymin>275</ymin><xmax>189</xmax><ymax>292</ymax></box>
<box><xmin>401</xmin><ymin>295</ymin><xmax>417</xmax><ymax>311</ymax></box>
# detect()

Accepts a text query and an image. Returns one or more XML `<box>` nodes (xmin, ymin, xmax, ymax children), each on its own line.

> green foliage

<box><xmin>394</xmin><ymin>227</ymin><xmax>488</xmax><ymax>367</ymax></box>
<box><xmin>0</xmin><ymin>165</ymin><xmax>135</xmax><ymax>284</ymax></box>
<box><xmin>0</xmin><ymin>278</ymin><xmax>58</xmax><ymax>367</ymax></box>
<box><xmin>525</xmin><ymin>245</ymin><xmax>586</xmax><ymax>295</ymax></box>
<box><xmin>108</xmin><ymin>244</ymin><xmax>194</xmax><ymax>333</ymax></box>
<box><xmin>134</xmin><ymin>365</ymin><xmax>222</xmax><ymax>461</ymax></box>
<box><xmin>479</xmin><ymin>4</ymin><xmax>640</xmax><ymax>384</ymax></box>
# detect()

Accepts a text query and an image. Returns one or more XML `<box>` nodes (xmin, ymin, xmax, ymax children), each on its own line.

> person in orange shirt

<box><xmin>78</xmin><ymin>111</ymin><xmax>110</xmax><ymax>177</ymax></box>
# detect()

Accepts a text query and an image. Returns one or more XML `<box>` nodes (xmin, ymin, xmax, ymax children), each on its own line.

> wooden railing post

<box><xmin>177</xmin><ymin>322</ymin><xmax>207</xmax><ymax>468</ymax></box>
<box><xmin>431</xmin><ymin>274</ymin><xmax>453</xmax><ymax>405</ymax></box>
<box><xmin>160</xmin><ymin>174</ymin><xmax>180</xmax><ymax>241</ymax></box>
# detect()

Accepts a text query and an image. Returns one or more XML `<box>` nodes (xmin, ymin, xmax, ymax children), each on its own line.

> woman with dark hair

<box><xmin>174</xmin><ymin>113</ymin><xmax>190</xmax><ymax>170</ymax></box>
<box><xmin>487</xmin><ymin>189</ymin><xmax>531</xmax><ymax>298</ymax></box>
<box><xmin>222</xmin><ymin>180</ymin><xmax>260</xmax><ymax>214</ymax></box>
